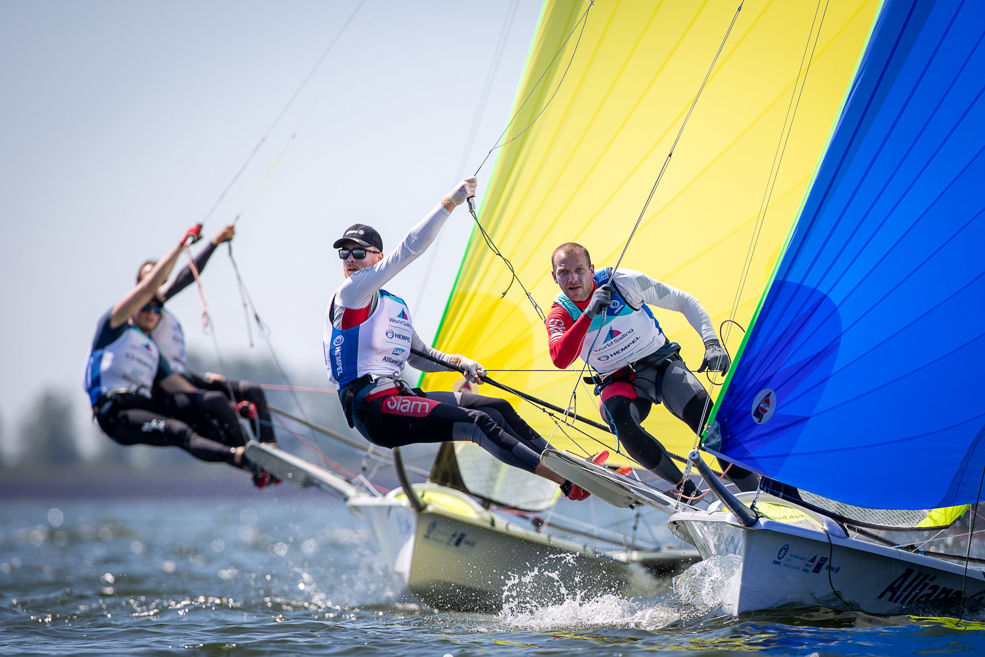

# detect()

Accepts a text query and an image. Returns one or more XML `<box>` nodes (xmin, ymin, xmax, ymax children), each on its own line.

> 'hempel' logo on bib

<box><xmin>751</xmin><ymin>389</ymin><xmax>777</xmax><ymax>424</ymax></box>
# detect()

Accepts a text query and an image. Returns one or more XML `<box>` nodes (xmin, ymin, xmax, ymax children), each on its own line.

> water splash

<box><xmin>493</xmin><ymin>553</ymin><xmax>678</xmax><ymax>631</ymax></box>
<box><xmin>671</xmin><ymin>554</ymin><xmax>742</xmax><ymax>618</ymax></box>
<box><xmin>498</xmin><ymin>593</ymin><xmax>679</xmax><ymax>632</ymax></box>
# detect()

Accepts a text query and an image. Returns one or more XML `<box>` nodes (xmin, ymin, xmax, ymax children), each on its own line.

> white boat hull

<box><xmin>668</xmin><ymin>497</ymin><xmax>985</xmax><ymax>615</ymax></box>
<box><xmin>350</xmin><ymin>485</ymin><xmax>697</xmax><ymax>611</ymax></box>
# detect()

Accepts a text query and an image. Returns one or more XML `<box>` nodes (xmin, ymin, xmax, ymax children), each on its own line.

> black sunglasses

<box><xmin>338</xmin><ymin>247</ymin><xmax>381</xmax><ymax>260</ymax></box>
<box><xmin>140</xmin><ymin>304</ymin><xmax>163</xmax><ymax>314</ymax></box>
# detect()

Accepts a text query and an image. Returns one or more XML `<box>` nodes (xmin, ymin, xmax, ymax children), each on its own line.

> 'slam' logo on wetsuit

<box><xmin>382</xmin><ymin>396</ymin><xmax>433</xmax><ymax>417</ymax></box>
<box><xmin>751</xmin><ymin>389</ymin><xmax>777</xmax><ymax>424</ymax></box>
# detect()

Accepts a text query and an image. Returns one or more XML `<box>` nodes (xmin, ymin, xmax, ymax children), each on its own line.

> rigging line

<box><xmin>467</xmin><ymin>202</ymin><xmax>545</xmax><ymax>321</ymax></box>
<box><xmin>458</xmin><ymin>0</ymin><xmax>522</xmax><ymax>179</ymax></box>
<box><xmin>724</xmin><ymin>0</ymin><xmax>830</xmax><ymax>347</ymax></box>
<box><xmin>270</xmin><ymin>404</ymin><xmax>380</xmax><ymax>458</ymax></box>
<box><xmin>564</xmin><ymin>1</ymin><xmax>745</xmax><ymax>437</ymax></box>
<box><xmin>459</xmin><ymin>2</ymin><xmax>595</xmax><ymax>318</ymax></box>
<box><xmin>269</xmin><ymin>414</ymin><xmax>363</xmax><ymax>485</ymax></box>
<box><xmin>225</xmin><ymin>246</ymin><xmax>318</xmax><ymax>428</ymax></box>
<box><xmin>610</xmin><ymin>2</ymin><xmax>743</xmax><ymax>277</ymax></box>
<box><xmin>412</xmin><ymin>0</ymin><xmax>522</xmax><ymax>316</ymax></box>
<box><xmin>701</xmin><ymin>317</ymin><xmax>745</xmax><ymax>388</ymax></box>
<box><xmin>181</xmin><ymin>244</ymin><xmax>231</xmax><ymax>382</ymax></box>
<box><xmin>959</xmin><ymin>469</ymin><xmax>985</xmax><ymax>619</ymax></box>
<box><xmin>228</xmin><ymin>244</ymin><xmax>256</xmax><ymax>348</ymax></box>
<box><xmin>233</xmin><ymin>99</ymin><xmax>323</xmax><ymax>225</ymax></box>
<box><xmin>258</xmin><ymin>383</ymin><xmax>337</xmax><ymax>393</ymax></box>
<box><xmin>485</xmin><ymin>368</ymin><xmax>589</xmax><ymax>373</ymax></box>
<box><xmin>199</xmin><ymin>0</ymin><xmax>366</xmax><ymax>226</ymax></box>
<box><xmin>471</xmin><ymin>0</ymin><xmax>595</xmax><ymax>177</ymax></box>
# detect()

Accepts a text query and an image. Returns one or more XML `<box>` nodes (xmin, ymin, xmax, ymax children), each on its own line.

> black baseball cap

<box><xmin>333</xmin><ymin>223</ymin><xmax>383</xmax><ymax>251</ymax></box>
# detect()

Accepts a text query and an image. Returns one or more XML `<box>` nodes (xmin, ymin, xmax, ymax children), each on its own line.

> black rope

<box><xmin>466</xmin><ymin>200</ymin><xmax>545</xmax><ymax>321</ymax></box>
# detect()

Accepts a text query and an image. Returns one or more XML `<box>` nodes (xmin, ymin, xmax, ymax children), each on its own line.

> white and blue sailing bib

<box><xmin>324</xmin><ymin>289</ymin><xmax>414</xmax><ymax>387</ymax></box>
<box><xmin>554</xmin><ymin>268</ymin><xmax>666</xmax><ymax>374</ymax></box>
<box><xmin>150</xmin><ymin>309</ymin><xmax>188</xmax><ymax>374</ymax></box>
<box><xmin>85</xmin><ymin>311</ymin><xmax>164</xmax><ymax>405</ymax></box>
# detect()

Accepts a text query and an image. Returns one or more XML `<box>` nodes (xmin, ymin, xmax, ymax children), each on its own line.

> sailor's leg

<box><xmin>184</xmin><ymin>374</ymin><xmax>275</xmax><ymax>444</ymax></box>
<box><xmin>359</xmin><ymin>393</ymin><xmax>544</xmax><ymax>476</ymax></box>
<box><xmin>456</xmin><ymin>392</ymin><xmax>549</xmax><ymax>452</ymax></box>
<box><xmin>96</xmin><ymin>396</ymin><xmax>239</xmax><ymax>464</ymax></box>
<box><xmin>162</xmin><ymin>391</ymin><xmax>250</xmax><ymax>448</ymax></box>
<box><xmin>659</xmin><ymin>359</ymin><xmax>759</xmax><ymax>492</ymax></box>
<box><xmin>600</xmin><ymin>381</ymin><xmax>697</xmax><ymax>494</ymax></box>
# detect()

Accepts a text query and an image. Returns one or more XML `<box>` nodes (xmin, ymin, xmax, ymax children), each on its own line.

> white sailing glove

<box><xmin>453</xmin><ymin>355</ymin><xmax>486</xmax><ymax>384</ymax></box>
<box><xmin>698</xmin><ymin>338</ymin><xmax>730</xmax><ymax>374</ymax></box>
<box><xmin>584</xmin><ymin>284</ymin><xmax>613</xmax><ymax>319</ymax></box>
<box><xmin>446</xmin><ymin>177</ymin><xmax>478</xmax><ymax>207</ymax></box>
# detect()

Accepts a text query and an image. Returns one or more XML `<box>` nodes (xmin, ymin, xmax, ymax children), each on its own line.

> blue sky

<box><xmin>0</xmin><ymin>0</ymin><xmax>542</xmax><ymax>457</ymax></box>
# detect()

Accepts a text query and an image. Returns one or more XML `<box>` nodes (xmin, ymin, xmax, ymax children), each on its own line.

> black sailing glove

<box><xmin>584</xmin><ymin>285</ymin><xmax>613</xmax><ymax>319</ymax></box>
<box><xmin>698</xmin><ymin>338</ymin><xmax>730</xmax><ymax>374</ymax></box>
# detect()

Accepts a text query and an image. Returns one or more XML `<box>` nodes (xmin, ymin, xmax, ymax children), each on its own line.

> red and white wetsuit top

<box><xmin>546</xmin><ymin>268</ymin><xmax>717</xmax><ymax>374</ymax></box>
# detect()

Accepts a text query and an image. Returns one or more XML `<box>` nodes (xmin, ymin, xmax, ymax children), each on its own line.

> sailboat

<box><xmin>665</xmin><ymin>0</ymin><xmax>985</xmax><ymax>615</ymax></box>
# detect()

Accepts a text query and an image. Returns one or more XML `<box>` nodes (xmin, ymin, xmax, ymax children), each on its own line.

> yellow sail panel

<box><xmin>424</xmin><ymin>0</ymin><xmax>880</xmax><ymax>464</ymax></box>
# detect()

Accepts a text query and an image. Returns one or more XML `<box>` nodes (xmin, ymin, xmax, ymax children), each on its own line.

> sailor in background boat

<box><xmin>546</xmin><ymin>242</ymin><xmax>759</xmax><ymax>499</ymax></box>
<box><xmin>85</xmin><ymin>224</ymin><xmax>275</xmax><ymax>487</ymax></box>
<box><xmin>135</xmin><ymin>223</ymin><xmax>277</xmax><ymax>447</ymax></box>
<box><xmin>325</xmin><ymin>178</ymin><xmax>591</xmax><ymax>500</ymax></box>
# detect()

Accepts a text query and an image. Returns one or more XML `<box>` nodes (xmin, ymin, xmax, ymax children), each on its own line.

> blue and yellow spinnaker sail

<box><xmin>424</xmin><ymin>0</ymin><xmax>881</xmax><ymax>465</ymax></box>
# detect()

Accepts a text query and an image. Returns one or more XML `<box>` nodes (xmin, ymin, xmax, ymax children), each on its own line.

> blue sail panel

<box><xmin>708</xmin><ymin>0</ymin><xmax>985</xmax><ymax>510</ymax></box>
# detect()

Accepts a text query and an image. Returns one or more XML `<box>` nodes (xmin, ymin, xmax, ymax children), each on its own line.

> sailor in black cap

<box><xmin>323</xmin><ymin>177</ymin><xmax>591</xmax><ymax>500</ymax></box>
